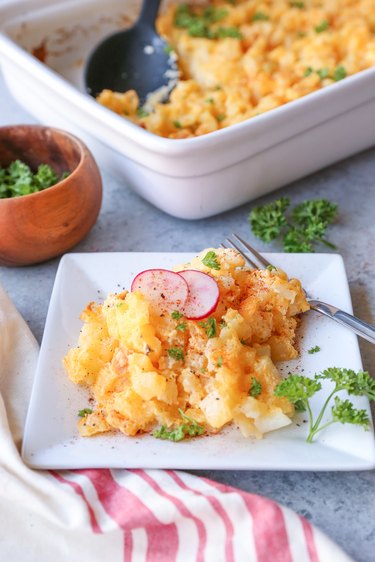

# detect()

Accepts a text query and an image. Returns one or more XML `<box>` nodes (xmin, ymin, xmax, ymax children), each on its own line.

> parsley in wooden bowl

<box><xmin>0</xmin><ymin>160</ymin><xmax>69</xmax><ymax>199</ymax></box>
<box><xmin>0</xmin><ymin>125</ymin><xmax>102</xmax><ymax>266</ymax></box>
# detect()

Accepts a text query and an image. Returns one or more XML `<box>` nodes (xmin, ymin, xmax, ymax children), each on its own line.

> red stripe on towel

<box><xmin>169</xmin><ymin>471</ymin><xmax>235</xmax><ymax>562</ymax></box>
<box><xmin>124</xmin><ymin>530</ymin><xmax>133</xmax><ymax>562</ymax></box>
<box><xmin>300</xmin><ymin>515</ymin><xmax>320</xmax><ymax>562</ymax></box>
<box><xmin>77</xmin><ymin>469</ymin><xmax>179</xmax><ymax>562</ymax></box>
<box><xmin>202</xmin><ymin>477</ymin><xmax>294</xmax><ymax>562</ymax></box>
<box><xmin>131</xmin><ymin>469</ymin><xmax>207</xmax><ymax>562</ymax></box>
<box><xmin>49</xmin><ymin>470</ymin><xmax>101</xmax><ymax>533</ymax></box>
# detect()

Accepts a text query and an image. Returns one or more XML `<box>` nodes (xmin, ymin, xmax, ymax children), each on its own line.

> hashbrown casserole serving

<box><xmin>64</xmin><ymin>248</ymin><xmax>309</xmax><ymax>440</ymax></box>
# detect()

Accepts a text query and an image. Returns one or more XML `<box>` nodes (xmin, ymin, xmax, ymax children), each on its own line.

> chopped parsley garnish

<box><xmin>249</xmin><ymin>378</ymin><xmax>262</xmax><ymax>397</ymax></box>
<box><xmin>163</xmin><ymin>44</ymin><xmax>173</xmax><ymax>54</ymax></box>
<box><xmin>315</xmin><ymin>19</ymin><xmax>329</xmax><ymax>33</ymax></box>
<box><xmin>304</xmin><ymin>66</ymin><xmax>347</xmax><ymax>82</ymax></box>
<box><xmin>171</xmin><ymin>310</ymin><xmax>183</xmax><ymax>320</ymax></box>
<box><xmin>216</xmin><ymin>356</ymin><xmax>223</xmax><ymax>367</ymax></box>
<box><xmin>290</xmin><ymin>1</ymin><xmax>305</xmax><ymax>7</ymax></box>
<box><xmin>198</xmin><ymin>317</ymin><xmax>217</xmax><ymax>338</ymax></box>
<box><xmin>316</xmin><ymin>68</ymin><xmax>329</xmax><ymax>80</ymax></box>
<box><xmin>215</xmin><ymin>26</ymin><xmax>243</xmax><ymax>38</ymax></box>
<box><xmin>202</xmin><ymin>250</ymin><xmax>221</xmax><ymax>269</ymax></box>
<box><xmin>174</xmin><ymin>4</ymin><xmax>194</xmax><ymax>28</ymax></box>
<box><xmin>176</xmin><ymin>322</ymin><xmax>187</xmax><ymax>332</ymax></box>
<box><xmin>217</xmin><ymin>114</ymin><xmax>226</xmax><ymax>121</ymax></box>
<box><xmin>275</xmin><ymin>368</ymin><xmax>375</xmax><ymax>442</ymax></box>
<box><xmin>333</xmin><ymin>65</ymin><xmax>347</xmax><ymax>81</ymax></box>
<box><xmin>266</xmin><ymin>264</ymin><xmax>277</xmax><ymax>271</ymax></box>
<box><xmin>252</xmin><ymin>12</ymin><xmax>269</xmax><ymax>21</ymax></box>
<box><xmin>308</xmin><ymin>345</ymin><xmax>321</xmax><ymax>354</ymax></box>
<box><xmin>203</xmin><ymin>6</ymin><xmax>228</xmax><ymax>23</ymax></box>
<box><xmin>174</xmin><ymin>4</ymin><xmax>242</xmax><ymax>39</ymax></box>
<box><xmin>173</xmin><ymin>120</ymin><xmax>182</xmax><ymax>128</ymax></box>
<box><xmin>167</xmin><ymin>347</ymin><xmax>184</xmax><ymax>361</ymax></box>
<box><xmin>249</xmin><ymin>197</ymin><xmax>338</xmax><ymax>252</ymax></box>
<box><xmin>78</xmin><ymin>408</ymin><xmax>93</xmax><ymax>417</ymax></box>
<box><xmin>137</xmin><ymin>107</ymin><xmax>149</xmax><ymax>118</ymax></box>
<box><xmin>0</xmin><ymin>160</ymin><xmax>69</xmax><ymax>199</ymax></box>
<box><xmin>153</xmin><ymin>408</ymin><xmax>205</xmax><ymax>441</ymax></box>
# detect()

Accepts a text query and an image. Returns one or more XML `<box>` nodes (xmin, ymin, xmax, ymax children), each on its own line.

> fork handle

<box><xmin>308</xmin><ymin>300</ymin><xmax>375</xmax><ymax>344</ymax></box>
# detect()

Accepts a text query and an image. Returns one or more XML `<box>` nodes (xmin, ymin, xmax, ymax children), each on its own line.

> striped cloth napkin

<box><xmin>0</xmin><ymin>283</ymin><xmax>353</xmax><ymax>562</ymax></box>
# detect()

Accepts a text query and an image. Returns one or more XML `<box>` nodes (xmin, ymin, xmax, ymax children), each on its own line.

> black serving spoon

<box><xmin>85</xmin><ymin>0</ymin><xmax>177</xmax><ymax>105</ymax></box>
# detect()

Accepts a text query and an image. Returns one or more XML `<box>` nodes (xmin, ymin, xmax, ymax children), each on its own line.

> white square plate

<box><xmin>22</xmin><ymin>252</ymin><xmax>375</xmax><ymax>470</ymax></box>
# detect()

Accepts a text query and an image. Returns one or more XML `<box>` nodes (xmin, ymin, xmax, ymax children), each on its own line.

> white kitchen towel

<box><xmin>0</xmin><ymin>283</ymin><xmax>354</xmax><ymax>562</ymax></box>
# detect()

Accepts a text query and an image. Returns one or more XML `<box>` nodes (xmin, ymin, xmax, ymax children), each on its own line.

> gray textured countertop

<box><xmin>1</xmin><ymin>71</ymin><xmax>374</xmax><ymax>562</ymax></box>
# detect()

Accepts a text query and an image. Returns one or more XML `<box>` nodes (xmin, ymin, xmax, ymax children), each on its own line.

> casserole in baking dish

<box><xmin>1</xmin><ymin>0</ymin><xmax>375</xmax><ymax>219</ymax></box>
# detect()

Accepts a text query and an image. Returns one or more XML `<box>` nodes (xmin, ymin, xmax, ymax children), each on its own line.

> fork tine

<box><xmin>224</xmin><ymin>238</ymin><xmax>259</xmax><ymax>269</ymax></box>
<box><xmin>232</xmin><ymin>233</ymin><xmax>273</xmax><ymax>269</ymax></box>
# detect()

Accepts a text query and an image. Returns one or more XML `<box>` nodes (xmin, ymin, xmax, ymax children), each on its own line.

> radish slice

<box><xmin>131</xmin><ymin>269</ymin><xmax>189</xmax><ymax>314</ymax></box>
<box><xmin>177</xmin><ymin>269</ymin><xmax>220</xmax><ymax>320</ymax></box>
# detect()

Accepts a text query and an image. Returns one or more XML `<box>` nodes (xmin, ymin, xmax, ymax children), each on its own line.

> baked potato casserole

<box><xmin>64</xmin><ymin>248</ymin><xmax>309</xmax><ymax>441</ymax></box>
<box><xmin>97</xmin><ymin>0</ymin><xmax>375</xmax><ymax>138</ymax></box>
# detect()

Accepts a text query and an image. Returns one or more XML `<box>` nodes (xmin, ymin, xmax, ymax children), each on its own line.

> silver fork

<box><xmin>223</xmin><ymin>233</ymin><xmax>375</xmax><ymax>345</ymax></box>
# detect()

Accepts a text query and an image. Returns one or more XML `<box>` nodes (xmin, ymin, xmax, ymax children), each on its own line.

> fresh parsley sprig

<box><xmin>274</xmin><ymin>368</ymin><xmax>375</xmax><ymax>442</ymax></box>
<box><xmin>249</xmin><ymin>197</ymin><xmax>338</xmax><ymax>252</ymax></box>
<box><xmin>249</xmin><ymin>197</ymin><xmax>289</xmax><ymax>243</ymax></box>
<box><xmin>153</xmin><ymin>408</ymin><xmax>205</xmax><ymax>441</ymax></box>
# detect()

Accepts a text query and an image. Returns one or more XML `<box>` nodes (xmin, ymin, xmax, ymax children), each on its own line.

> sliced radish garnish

<box><xmin>177</xmin><ymin>269</ymin><xmax>220</xmax><ymax>320</ymax></box>
<box><xmin>131</xmin><ymin>269</ymin><xmax>189</xmax><ymax>314</ymax></box>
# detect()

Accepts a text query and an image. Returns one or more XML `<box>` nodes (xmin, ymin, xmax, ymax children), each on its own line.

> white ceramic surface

<box><xmin>1</xmin><ymin>0</ymin><xmax>375</xmax><ymax>219</ymax></box>
<box><xmin>22</xmin><ymin>252</ymin><xmax>375</xmax><ymax>470</ymax></box>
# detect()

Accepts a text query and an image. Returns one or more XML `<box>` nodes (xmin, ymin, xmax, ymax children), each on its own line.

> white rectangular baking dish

<box><xmin>1</xmin><ymin>0</ymin><xmax>375</xmax><ymax>219</ymax></box>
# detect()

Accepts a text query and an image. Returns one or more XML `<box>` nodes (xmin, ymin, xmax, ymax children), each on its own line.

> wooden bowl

<box><xmin>0</xmin><ymin>125</ymin><xmax>102</xmax><ymax>266</ymax></box>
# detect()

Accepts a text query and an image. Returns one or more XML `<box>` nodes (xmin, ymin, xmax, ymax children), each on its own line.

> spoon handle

<box><xmin>138</xmin><ymin>0</ymin><xmax>164</xmax><ymax>28</ymax></box>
